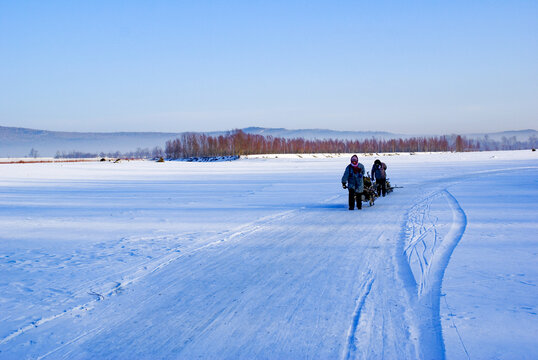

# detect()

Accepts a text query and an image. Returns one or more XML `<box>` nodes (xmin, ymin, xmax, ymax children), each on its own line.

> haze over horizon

<box><xmin>1</xmin><ymin>1</ymin><xmax>536</xmax><ymax>134</ymax></box>
<box><xmin>2</xmin><ymin>124</ymin><xmax>536</xmax><ymax>138</ymax></box>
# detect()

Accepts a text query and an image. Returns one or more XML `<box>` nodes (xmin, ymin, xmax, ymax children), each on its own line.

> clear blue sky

<box><xmin>1</xmin><ymin>0</ymin><xmax>536</xmax><ymax>134</ymax></box>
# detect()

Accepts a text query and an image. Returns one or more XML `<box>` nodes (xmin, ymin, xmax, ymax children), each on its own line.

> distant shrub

<box><xmin>55</xmin><ymin>151</ymin><xmax>97</xmax><ymax>159</ymax></box>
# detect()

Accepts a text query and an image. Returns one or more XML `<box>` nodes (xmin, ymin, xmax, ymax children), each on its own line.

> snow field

<box><xmin>0</xmin><ymin>150</ymin><xmax>537</xmax><ymax>359</ymax></box>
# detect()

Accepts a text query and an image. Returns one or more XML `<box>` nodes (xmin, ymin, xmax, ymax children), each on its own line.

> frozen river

<box><xmin>0</xmin><ymin>151</ymin><xmax>537</xmax><ymax>359</ymax></box>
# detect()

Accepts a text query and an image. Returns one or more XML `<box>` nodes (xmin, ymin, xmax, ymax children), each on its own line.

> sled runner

<box><xmin>385</xmin><ymin>178</ymin><xmax>403</xmax><ymax>193</ymax></box>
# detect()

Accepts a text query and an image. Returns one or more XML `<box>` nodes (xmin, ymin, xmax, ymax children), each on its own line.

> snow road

<box><xmin>0</xmin><ymin>151</ymin><xmax>537</xmax><ymax>359</ymax></box>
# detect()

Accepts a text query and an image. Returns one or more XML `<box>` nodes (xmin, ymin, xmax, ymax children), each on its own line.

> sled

<box><xmin>385</xmin><ymin>178</ymin><xmax>394</xmax><ymax>194</ymax></box>
<box><xmin>360</xmin><ymin>177</ymin><xmax>377</xmax><ymax>206</ymax></box>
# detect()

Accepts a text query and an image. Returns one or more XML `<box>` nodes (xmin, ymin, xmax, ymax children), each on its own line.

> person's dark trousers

<box><xmin>376</xmin><ymin>178</ymin><xmax>386</xmax><ymax>197</ymax></box>
<box><xmin>348</xmin><ymin>188</ymin><xmax>362</xmax><ymax>210</ymax></box>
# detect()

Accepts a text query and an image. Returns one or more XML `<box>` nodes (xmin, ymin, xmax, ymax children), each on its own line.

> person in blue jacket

<box><xmin>371</xmin><ymin>159</ymin><xmax>388</xmax><ymax>197</ymax></box>
<box><xmin>341</xmin><ymin>154</ymin><xmax>366</xmax><ymax>210</ymax></box>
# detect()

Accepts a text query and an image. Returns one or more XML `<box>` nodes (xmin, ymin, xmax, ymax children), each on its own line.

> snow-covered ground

<box><xmin>0</xmin><ymin>151</ymin><xmax>536</xmax><ymax>359</ymax></box>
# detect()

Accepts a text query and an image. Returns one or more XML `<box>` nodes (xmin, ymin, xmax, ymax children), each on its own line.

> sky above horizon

<box><xmin>1</xmin><ymin>1</ymin><xmax>537</xmax><ymax>135</ymax></box>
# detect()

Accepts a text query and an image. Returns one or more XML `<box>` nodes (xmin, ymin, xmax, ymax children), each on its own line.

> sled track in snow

<box><xmin>0</xmin><ymin>209</ymin><xmax>298</xmax><ymax>347</ymax></box>
<box><xmin>399</xmin><ymin>188</ymin><xmax>468</xmax><ymax>359</ymax></box>
<box><xmin>3</xmin><ymin>181</ymin><xmax>476</xmax><ymax>357</ymax></box>
<box><xmin>30</xmin><ymin>195</ymin><xmax>374</xmax><ymax>359</ymax></box>
<box><xmin>342</xmin><ymin>272</ymin><xmax>375</xmax><ymax>360</ymax></box>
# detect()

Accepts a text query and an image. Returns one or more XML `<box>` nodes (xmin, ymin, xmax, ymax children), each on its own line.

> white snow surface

<box><xmin>0</xmin><ymin>151</ymin><xmax>537</xmax><ymax>359</ymax></box>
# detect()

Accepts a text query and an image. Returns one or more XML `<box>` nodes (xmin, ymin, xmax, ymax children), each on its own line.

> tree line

<box><xmin>48</xmin><ymin>131</ymin><xmax>536</xmax><ymax>159</ymax></box>
<box><xmin>166</xmin><ymin>130</ymin><xmax>533</xmax><ymax>159</ymax></box>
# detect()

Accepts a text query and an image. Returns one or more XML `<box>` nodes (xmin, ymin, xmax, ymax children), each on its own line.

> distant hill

<box><xmin>0</xmin><ymin>126</ymin><xmax>181</xmax><ymax>157</ymax></box>
<box><xmin>232</xmin><ymin>127</ymin><xmax>405</xmax><ymax>140</ymax></box>
<box><xmin>1</xmin><ymin>125</ymin><xmax>536</xmax><ymax>157</ymax></box>
<box><xmin>465</xmin><ymin>129</ymin><xmax>538</xmax><ymax>141</ymax></box>
<box><xmin>212</xmin><ymin>127</ymin><xmax>537</xmax><ymax>142</ymax></box>
<box><xmin>0</xmin><ymin>126</ymin><xmax>407</xmax><ymax>157</ymax></box>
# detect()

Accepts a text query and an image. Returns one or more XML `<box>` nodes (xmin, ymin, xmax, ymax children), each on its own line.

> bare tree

<box><xmin>28</xmin><ymin>148</ymin><xmax>39</xmax><ymax>158</ymax></box>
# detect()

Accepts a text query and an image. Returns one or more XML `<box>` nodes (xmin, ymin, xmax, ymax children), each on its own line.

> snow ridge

<box><xmin>398</xmin><ymin>188</ymin><xmax>468</xmax><ymax>359</ymax></box>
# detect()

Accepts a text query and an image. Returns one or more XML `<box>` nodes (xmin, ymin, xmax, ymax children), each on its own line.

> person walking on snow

<box><xmin>342</xmin><ymin>155</ymin><xmax>366</xmax><ymax>210</ymax></box>
<box><xmin>371</xmin><ymin>159</ymin><xmax>388</xmax><ymax>197</ymax></box>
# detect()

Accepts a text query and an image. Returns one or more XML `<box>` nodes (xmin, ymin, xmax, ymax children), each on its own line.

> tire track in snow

<box><xmin>0</xmin><ymin>209</ymin><xmax>297</xmax><ymax>347</ymax></box>
<box><xmin>398</xmin><ymin>188</ymin><xmax>467</xmax><ymax>359</ymax></box>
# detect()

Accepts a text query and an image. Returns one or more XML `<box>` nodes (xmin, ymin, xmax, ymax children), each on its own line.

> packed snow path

<box><xmin>0</xmin><ymin>152</ymin><xmax>537</xmax><ymax>359</ymax></box>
